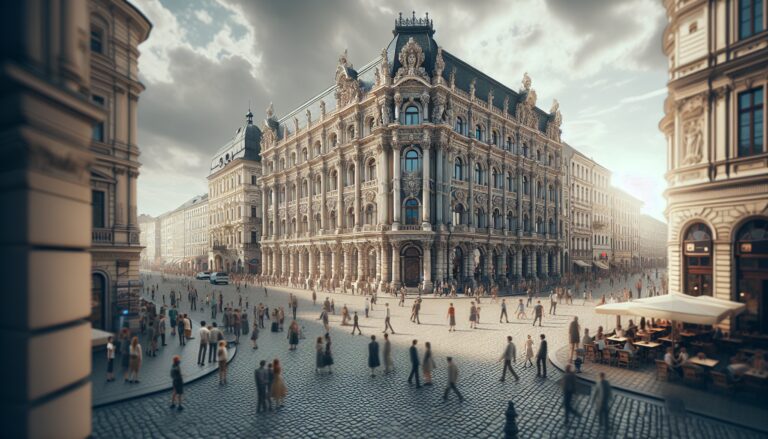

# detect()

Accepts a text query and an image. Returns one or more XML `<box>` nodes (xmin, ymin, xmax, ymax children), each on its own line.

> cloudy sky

<box><xmin>133</xmin><ymin>0</ymin><xmax>668</xmax><ymax>221</ymax></box>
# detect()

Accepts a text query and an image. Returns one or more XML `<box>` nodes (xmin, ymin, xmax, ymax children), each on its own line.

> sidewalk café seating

<box><xmin>602</xmin><ymin>348</ymin><xmax>616</xmax><ymax>366</ymax></box>
<box><xmin>655</xmin><ymin>360</ymin><xmax>671</xmax><ymax>381</ymax></box>
<box><xmin>710</xmin><ymin>371</ymin><xmax>735</xmax><ymax>393</ymax></box>
<box><xmin>618</xmin><ymin>350</ymin><xmax>637</xmax><ymax>369</ymax></box>
<box><xmin>585</xmin><ymin>344</ymin><xmax>597</xmax><ymax>362</ymax></box>
<box><xmin>682</xmin><ymin>364</ymin><xmax>706</xmax><ymax>387</ymax></box>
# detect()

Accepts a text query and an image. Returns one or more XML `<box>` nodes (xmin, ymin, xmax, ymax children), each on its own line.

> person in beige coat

<box><xmin>422</xmin><ymin>342</ymin><xmax>436</xmax><ymax>385</ymax></box>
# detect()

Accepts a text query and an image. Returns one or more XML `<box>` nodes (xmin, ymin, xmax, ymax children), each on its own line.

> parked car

<box><xmin>195</xmin><ymin>271</ymin><xmax>211</xmax><ymax>280</ymax></box>
<box><xmin>210</xmin><ymin>272</ymin><xmax>229</xmax><ymax>285</ymax></box>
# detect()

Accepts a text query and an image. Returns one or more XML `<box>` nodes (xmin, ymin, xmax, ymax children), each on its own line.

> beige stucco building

<box><xmin>592</xmin><ymin>162</ymin><xmax>612</xmax><ymax>270</ymax></box>
<box><xmin>661</xmin><ymin>0</ymin><xmax>768</xmax><ymax>333</ymax></box>
<box><xmin>88</xmin><ymin>0</ymin><xmax>151</xmax><ymax>331</ymax></box>
<box><xmin>259</xmin><ymin>16</ymin><xmax>566</xmax><ymax>292</ymax></box>
<box><xmin>208</xmin><ymin>112</ymin><xmax>263</xmax><ymax>273</ymax></box>
<box><xmin>611</xmin><ymin>187</ymin><xmax>642</xmax><ymax>268</ymax></box>
<box><xmin>138</xmin><ymin>213</ymin><xmax>159</xmax><ymax>267</ymax></box>
<box><xmin>639</xmin><ymin>214</ymin><xmax>668</xmax><ymax>268</ymax></box>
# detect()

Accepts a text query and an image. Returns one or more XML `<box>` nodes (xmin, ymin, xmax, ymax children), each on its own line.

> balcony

<box><xmin>212</xmin><ymin>244</ymin><xmax>228</xmax><ymax>252</ymax></box>
<box><xmin>92</xmin><ymin>228</ymin><xmax>113</xmax><ymax>244</ymax></box>
<box><xmin>362</xmin><ymin>179</ymin><xmax>377</xmax><ymax>189</ymax></box>
<box><xmin>399</xmin><ymin>224</ymin><xmax>421</xmax><ymax>231</ymax></box>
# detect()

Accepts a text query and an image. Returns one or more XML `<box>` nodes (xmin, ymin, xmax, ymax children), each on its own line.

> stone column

<box><xmin>343</xmin><ymin>245</ymin><xmax>352</xmax><ymax>282</ymax></box>
<box><xmin>337</xmin><ymin>164</ymin><xmax>344</xmax><ymax>229</ymax></box>
<box><xmin>297</xmin><ymin>248</ymin><xmax>304</xmax><ymax>278</ymax></box>
<box><xmin>318</xmin><ymin>248</ymin><xmax>326</xmax><ymax>279</ymax></box>
<box><xmin>357</xmin><ymin>245</ymin><xmax>366</xmax><ymax>281</ymax></box>
<box><xmin>467</xmin><ymin>153</ymin><xmax>474</xmax><ymax>226</ymax></box>
<box><xmin>375</xmin><ymin>245</ymin><xmax>382</xmax><ymax>283</ymax></box>
<box><xmin>465</xmin><ymin>244</ymin><xmax>474</xmax><ymax>279</ymax></box>
<box><xmin>308</xmin><ymin>248</ymin><xmax>316</xmax><ymax>279</ymax></box>
<box><xmin>330</xmin><ymin>248</ymin><xmax>339</xmax><ymax>283</ymax></box>
<box><xmin>376</xmin><ymin>144</ymin><xmax>388</xmax><ymax>225</ymax></box>
<box><xmin>423</xmin><ymin>242</ymin><xmax>432</xmax><ymax>290</ymax></box>
<box><xmin>434</xmin><ymin>240</ymin><xmax>445</xmax><ymax>282</ymax></box>
<box><xmin>281</xmin><ymin>251</ymin><xmax>288</xmax><ymax>277</ymax></box>
<box><xmin>436</xmin><ymin>145</ymin><xmax>444</xmax><ymax>225</ymax></box>
<box><xmin>392</xmin><ymin>144</ymin><xmax>402</xmax><ymax>229</ymax></box>
<box><xmin>391</xmin><ymin>242</ymin><xmax>401</xmax><ymax>288</ymax></box>
<box><xmin>262</xmin><ymin>187</ymin><xmax>268</xmax><ymax>237</ymax></box>
<box><xmin>515</xmin><ymin>249</ymin><xmax>523</xmax><ymax>277</ymax></box>
<box><xmin>0</xmin><ymin>2</ymin><xmax>97</xmax><ymax>435</ymax></box>
<box><xmin>320</xmin><ymin>170</ymin><xmax>327</xmax><ymax>231</ymax></box>
<box><xmin>499</xmin><ymin>248</ymin><xmax>507</xmax><ymax>281</ymax></box>
<box><xmin>354</xmin><ymin>153</ymin><xmax>362</xmax><ymax>229</ymax></box>
<box><xmin>381</xmin><ymin>242</ymin><xmax>391</xmax><ymax>287</ymax></box>
<box><xmin>422</xmin><ymin>144</ymin><xmax>431</xmax><ymax>230</ymax></box>
<box><xmin>542</xmin><ymin>249</ymin><xmax>549</xmax><ymax>276</ymax></box>
<box><xmin>516</xmin><ymin>172</ymin><xmax>523</xmax><ymax>236</ymax></box>
<box><xmin>272</xmin><ymin>184</ymin><xmax>278</xmax><ymax>236</ymax></box>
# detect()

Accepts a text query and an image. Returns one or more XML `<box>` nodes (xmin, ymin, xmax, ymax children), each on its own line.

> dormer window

<box><xmin>404</xmin><ymin>106</ymin><xmax>420</xmax><ymax>125</ymax></box>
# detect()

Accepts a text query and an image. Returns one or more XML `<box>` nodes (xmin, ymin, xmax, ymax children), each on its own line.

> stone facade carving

<box><xmin>402</xmin><ymin>171</ymin><xmax>422</xmax><ymax>198</ymax></box>
<box><xmin>681</xmin><ymin>118</ymin><xmax>703</xmax><ymax>165</ymax></box>
<box><xmin>516</xmin><ymin>74</ymin><xmax>539</xmax><ymax>130</ymax></box>
<box><xmin>335</xmin><ymin>49</ymin><xmax>362</xmax><ymax>108</ymax></box>
<box><xmin>546</xmin><ymin>99</ymin><xmax>562</xmax><ymax>142</ymax></box>
<box><xmin>395</xmin><ymin>37</ymin><xmax>428</xmax><ymax>82</ymax></box>
<box><xmin>433</xmin><ymin>46</ymin><xmax>445</xmax><ymax>84</ymax></box>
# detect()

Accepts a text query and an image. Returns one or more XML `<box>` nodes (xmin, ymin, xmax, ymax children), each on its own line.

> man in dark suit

<box><xmin>408</xmin><ymin>339</ymin><xmax>421</xmax><ymax>388</ymax></box>
<box><xmin>536</xmin><ymin>334</ymin><xmax>548</xmax><ymax>378</ymax></box>
<box><xmin>562</xmin><ymin>364</ymin><xmax>581</xmax><ymax>424</ymax></box>
<box><xmin>254</xmin><ymin>360</ymin><xmax>269</xmax><ymax>413</ymax></box>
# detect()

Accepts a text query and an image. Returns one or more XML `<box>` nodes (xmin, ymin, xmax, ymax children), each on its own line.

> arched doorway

<box><xmin>90</xmin><ymin>273</ymin><xmax>107</xmax><ymax>330</ymax></box>
<box><xmin>506</xmin><ymin>250</ymin><xmax>516</xmax><ymax>279</ymax></box>
<box><xmin>401</xmin><ymin>245</ymin><xmax>422</xmax><ymax>287</ymax></box>
<box><xmin>522</xmin><ymin>251</ymin><xmax>529</xmax><ymax>277</ymax></box>
<box><xmin>548</xmin><ymin>252</ymin><xmax>554</xmax><ymax>276</ymax></box>
<box><xmin>451</xmin><ymin>246</ymin><xmax>464</xmax><ymax>280</ymax></box>
<box><xmin>214</xmin><ymin>255</ymin><xmax>223</xmax><ymax>271</ymax></box>
<box><xmin>472</xmin><ymin>248</ymin><xmax>484</xmax><ymax>281</ymax></box>
<box><xmin>734</xmin><ymin>218</ymin><xmax>768</xmax><ymax>333</ymax></box>
<box><xmin>368</xmin><ymin>249</ymin><xmax>377</xmax><ymax>279</ymax></box>
<box><xmin>682</xmin><ymin>222</ymin><xmax>712</xmax><ymax>296</ymax></box>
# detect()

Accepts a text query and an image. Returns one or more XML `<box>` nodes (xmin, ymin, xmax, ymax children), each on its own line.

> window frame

<box><xmin>738</xmin><ymin>87</ymin><xmax>764</xmax><ymax>157</ymax></box>
<box><xmin>404</xmin><ymin>105</ymin><xmax>420</xmax><ymax>125</ymax></box>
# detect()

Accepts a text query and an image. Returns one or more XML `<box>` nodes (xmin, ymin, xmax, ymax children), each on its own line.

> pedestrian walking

<box><xmin>591</xmin><ymin>372</ymin><xmax>613</xmax><ymax>433</ymax></box>
<box><xmin>568</xmin><ymin>316</ymin><xmax>580</xmax><ymax>361</ymax></box>
<box><xmin>315</xmin><ymin>337</ymin><xmax>325</xmax><ymax>373</ymax></box>
<box><xmin>106</xmin><ymin>336</ymin><xmax>115</xmax><ymax>382</ymax></box>
<box><xmin>217</xmin><ymin>340</ymin><xmax>228</xmax><ymax>384</ymax></box>
<box><xmin>365</xmin><ymin>298</ymin><xmax>370</xmax><ymax>318</ymax></box>
<box><xmin>291</xmin><ymin>297</ymin><xmax>298</xmax><ymax>320</ymax></box>
<box><xmin>323</xmin><ymin>333</ymin><xmax>334</xmax><ymax>373</ymax></box>
<box><xmin>208</xmin><ymin>323</ymin><xmax>220</xmax><ymax>363</ymax></box>
<box><xmin>549</xmin><ymin>290</ymin><xmax>558</xmax><ymax>315</ymax></box>
<box><xmin>351</xmin><ymin>311</ymin><xmax>362</xmax><ymax>335</ymax></box>
<box><xmin>536</xmin><ymin>334</ymin><xmax>548</xmax><ymax>378</ymax></box>
<box><xmin>447</xmin><ymin>303</ymin><xmax>456</xmax><ymax>332</ymax></box>
<box><xmin>287</xmin><ymin>320</ymin><xmax>300</xmax><ymax>350</ymax></box>
<box><xmin>408</xmin><ymin>339</ymin><xmax>421</xmax><ymax>388</ymax></box>
<box><xmin>119</xmin><ymin>328</ymin><xmax>131</xmax><ymax>382</ymax></box>
<box><xmin>469</xmin><ymin>301</ymin><xmax>478</xmax><ymax>329</ymax></box>
<box><xmin>128</xmin><ymin>336</ymin><xmax>142</xmax><ymax>383</ymax></box>
<box><xmin>532</xmin><ymin>300</ymin><xmax>543</xmax><ymax>327</ymax></box>
<box><xmin>516</xmin><ymin>299</ymin><xmax>526</xmax><ymax>319</ymax></box>
<box><xmin>271</xmin><ymin>359</ymin><xmax>287</xmax><ymax>408</ymax></box>
<box><xmin>320</xmin><ymin>309</ymin><xmax>330</xmax><ymax>333</ymax></box>
<box><xmin>176</xmin><ymin>315</ymin><xmax>185</xmax><ymax>346</ymax></box>
<box><xmin>169</xmin><ymin>355</ymin><xmax>184</xmax><ymax>411</ymax></box>
<box><xmin>383</xmin><ymin>303</ymin><xmax>395</xmax><ymax>334</ymax></box>
<box><xmin>158</xmin><ymin>313</ymin><xmax>167</xmax><ymax>346</ymax></box>
<box><xmin>255</xmin><ymin>360</ymin><xmax>269</xmax><ymax>413</ymax></box>
<box><xmin>251</xmin><ymin>321</ymin><xmax>259</xmax><ymax>350</ymax></box>
<box><xmin>422</xmin><ymin>341</ymin><xmax>436</xmax><ymax>385</ymax></box>
<box><xmin>442</xmin><ymin>357</ymin><xmax>464</xmax><ymax>402</ymax></box>
<box><xmin>383</xmin><ymin>333</ymin><xmax>394</xmax><ymax>374</ymax></box>
<box><xmin>499</xmin><ymin>299</ymin><xmax>509</xmax><ymax>323</ymax></box>
<box><xmin>562</xmin><ymin>364</ymin><xmax>581</xmax><ymax>425</ymax></box>
<box><xmin>499</xmin><ymin>336</ymin><xmax>520</xmax><ymax>382</ymax></box>
<box><xmin>197</xmin><ymin>320</ymin><xmax>209</xmax><ymax>366</ymax></box>
<box><xmin>368</xmin><ymin>335</ymin><xmax>381</xmax><ymax>377</ymax></box>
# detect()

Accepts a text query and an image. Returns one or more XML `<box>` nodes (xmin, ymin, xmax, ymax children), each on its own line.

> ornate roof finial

<box><xmin>339</xmin><ymin>49</ymin><xmax>349</xmax><ymax>67</ymax></box>
<box><xmin>266</xmin><ymin>102</ymin><xmax>274</xmax><ymax>118</ymax></box>
<box><xmin>521</xmin><ymin>72</ymin><xmax>532</xmax><ymax>92</ymax></box>
<box><xmin>246</xmin><ymin>108</ymin><xmax>253</xmax><ymax>125</ymax></box>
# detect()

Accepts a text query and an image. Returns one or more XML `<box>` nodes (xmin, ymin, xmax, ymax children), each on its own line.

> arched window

<box><xmin>314</xmin><ymin>176</ymin><xmax>321</xmax><ymax>195</ymax></box>
<box><xmin>507</xmin><ymin>212</ymin><xmax>517</xmax><ymax>231</ymax></box>
<box><xmin>522</xmin><ymin>143</ymin><xmax>529</xmax><ymax>157</ymax></box>
<box><xmin>330</xmin><ymin>170</ymin><xmax>338</xmax><ymax>190</ymax></box>
<box><xmin>523</xmin><ymin>176</ymin><xmax>529</xmax><ymax>195</ymax></box>
<box><xmin>475</xmin><ymin>125</ymin><xmax>483</xmax><ymax>141</ymax></box>
<box><xmin>314</xmin><ymin>141</ymin><xmax>321</xmax><ymax>156</ymax></box>
<box><xmin>405</xmin><ymin>199</ymin><xmax>420</xmax><ymax>225</ymax></box>
<box><xmin>365</xmin><ymin>205</ymin><xmax>375</xmax><ymax>225</ymax></box>
<box><xmin>475</xmin><ymin>163</ymin><xmax>483</xmax><ymax>185</ymax></box>
<box><xmin>453</xmin><ymin>158</ymin><xmax>463</xmax><ymax>180</ymax></box>
<box><xmin>505</xmin><ymin>136</ymin><xmax>512</xmax><ymax>150</ymax></box>
<box><xmin>492</xmin><ymin>168</ymin><xmax>500</xmax><ymax>189</ymax></box>
<box><xmin>453</xmin><ymin>204</ymin><xmax>465</xmax><ymax>225</ymax></box>
<box><xmin>347</xmin><ymin>125</ymin><xmax>355</xmax><ymax>141</ymax></box>
<box><xmin>535</xmin><ymin>217</ymin><xmax>543</xmax><ymax>234</ymax></box>
<box><xmin>549</xmin><ymin>218</ymin><xmax>555</xmax><ymax>235</ymax></box>
<box><xmin>346</xmin><ymin>165</ymin><xmax>355</xmax><ymax>187</ymax></box>
<box><xmin>302</xmin><ymin>216</ymin><xmax>308</xmax><ymax>233</ymax></box>
<box><xmin>536</xmin><ymin>181</ymin><xmax>543</xmax><ymax>199</ymax></box>
<box><xmin>346</xmin><ymin>207</ymin><xmax>355</xmax><ymax>227</ymax></box>
<box><xmin>491</xmin><ymin>130</ymin><xmax>498</xmax><ymax>145</ymax></box>
<box><xmin>329</xmin><ymin>211</ymin><xmax>337</xmax><ymax>227</ymax></box>
<box><xmin>493</xmin><ymin>209</ymin><xmax>502</xmax><ymax>229</ymax></box>
<box><xmin>683</xmin><ymin>222</ymin><xmax>712</xmax><ymax>297</ymax></box>
<box><xmin>301</xmin><ymin>180</ymin><xmax>308</xmax><ymax>198</ymax></box>
<box><xmin>536</xmin><ymin>149</ymin><xmax>541</xmax><ymax>161</ymax></box>
<box><xmin>734</xmin><ymin>219</ymin><xmax>768</xmax><ymax>332</ymax></box>
<box><xmin>507</xmin><ymin>172</ymin><xmax>515</xmax><ymax>191</ymax></box>
<box><xmin>455</xmin><ymin>117</ymin><xmax>465</xmax><ymax>134</ymax></box>
<box><xmin>367</xmin><ymin>159</ymin><xmax>376</xmax><ymax>182</ymax></box>
<box><xmin>404</xmin><ymin>149</ymin><xmax>420</xmax><ymax>172</ymax></box>
<box><xmin>523</xmin><ymin>214</ymin><xmax>530</xmax><ymax>232</ymax></box>
<box><xmin>475</xmin><ymin>208</ymin><xmax>486</xmax><ymax>228</ymax></box>
<box><xmin>330</xmin><ymin>133</ymin><xmax>338</xmax><ymax>148</ymax></box>
<box><xmin>366</xmin><ymin>117</ymin><xmax>375</xmax><ymax>136</ymax></box>
<box><xmin>404</xmin><ymin>106</ymin><xmax>420</xmax><ymax>125</ymax></box>
<box><xmin>302</xmin><ymin>148</ymin><xmax>308</xmax><ymax>162</ymax></box>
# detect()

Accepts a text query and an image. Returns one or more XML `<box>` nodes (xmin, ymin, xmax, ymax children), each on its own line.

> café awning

<box><xmin>594</xmin><ymin>261</ymin><xmax>610</xmax><ymax>270</ymax></box>
<box><xmin>594</xmin><ymin>302</ymin><xmax>637</xmax><ymax>316</ymax></box>
<box><xmin>574</xmin><ymin>260</ymin><xmax>592</xmax><ymax>268</ymax></box>
<box><xmin>595</xmin><ymin>293</ymin><xmax>746</xmax><ymax>326</ymax></box>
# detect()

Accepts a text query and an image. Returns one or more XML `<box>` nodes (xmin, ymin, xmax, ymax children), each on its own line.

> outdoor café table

<box><xmin>745</xmin><ymin>369</ymin><xmax>768</xmax><ymax>379</ymax></box>
<box><xmin>607</xmin><ymin>336</ymin><xmax>627</xmax><ymax>344</ymax></box>
<box><xmin>680</xmin><ymin>331</ymin><xmax>697</xmax><ymax>338</ymax></box>
<box><xmin>634</xmin><ymin>341</ymin><xmax>662</xmax><ymax>362</ymax></box>
<box><xmin>688</xmin><ymin>357</ymin><xmax>719</xmax><ymax>368</ymax></box>
<box><xmin>743</xmin><ymin>369</ymin><xmax>768</xmax><ymax>391</ymax></box>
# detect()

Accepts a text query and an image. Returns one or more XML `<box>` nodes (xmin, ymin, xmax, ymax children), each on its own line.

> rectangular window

<box><xmin>90</xmin><ymin>30</ymin><xmax>103</xmax><ymax>53</ymax></box>
<box><xmin>250</xmin><ymin>231</ymin><xmax>257</xmax><ymax>243</ymax></box>
<box><xmin>92</xmin><ymin>190</ymin><xmax>105</xmax><ymax>228</ymax></box>
<box><xmin>738</xmin><ymin>87</ymin><xmax>764</xmax><ymax>157</ymax></box>
<box><xmin>92</xmin><ymin>122</ymin><xmax>105</xmax><ymax>142</ymax></box>
<box><xmin>92</xmin><ymin>95</ymin><xmax>105</xmax><ymax>106</ymax></box>
<box><xmin>251</xmin><ymin>206</ymin><xmax>257</xmax><ymax>217</ymax></box>
<box><xmin>740</xmin><ymin>0</ymin><xmax>764</xmax><ymax>39</ymax></box>
<box><xmin>251</xmin><ymin>175</ymin><xmax>257</xmax><ymax>185</ymax></box>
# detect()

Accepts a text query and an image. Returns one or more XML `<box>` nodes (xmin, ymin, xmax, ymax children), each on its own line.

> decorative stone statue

<box><xmin>266</xmin><ymin>102</ymin><xmax>274</xmax><ymax>118</ymax></box>
<box><xmin>434</xmin><ymin>46</ymin><xmax>445</xmax><ymax>83</ymax></box>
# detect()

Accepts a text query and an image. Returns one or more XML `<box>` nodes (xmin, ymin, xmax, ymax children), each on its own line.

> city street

<box><xmin>91</xmin><ymin>272</ymin><xmax>763</xmax><ymax>438</ymax></box>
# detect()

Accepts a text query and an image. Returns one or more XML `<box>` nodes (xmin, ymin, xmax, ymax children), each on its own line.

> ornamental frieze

<box><xmin>394</xmin><ymin>37</ymin><xmax>429</xmax><ymax>82</ymax></box>
<box><xmin>402</xmin><ymin>171</ymin><xmax>422</xmax><ymax>198</ymax></box>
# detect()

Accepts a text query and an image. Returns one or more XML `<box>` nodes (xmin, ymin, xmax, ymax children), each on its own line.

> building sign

<box><xmin>740</xmin><ymin>243</ymin><xmax>752</xmax><ymax>253</ymax></box>
<box><xmin>684</xmin><ymin>241</ymin><xmax>710</xmax><ymax>255</ymax></box>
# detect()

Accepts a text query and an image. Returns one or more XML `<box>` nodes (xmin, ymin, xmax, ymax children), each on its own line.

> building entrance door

<box><xmin>402</xmin><ymin>247</ymin><xmax>421</xmax><ymax>287</ymax></box>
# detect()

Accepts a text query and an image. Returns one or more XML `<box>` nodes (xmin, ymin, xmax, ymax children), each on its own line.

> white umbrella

<box><xmin>594</xmin><ymin>302</ymin><xmax>636</xmax><ymax>316</ymax></box>
<box><xmin>630</xmin><ymin>293</ymin><xmax>742</xmax><ymax>325</ymax></box>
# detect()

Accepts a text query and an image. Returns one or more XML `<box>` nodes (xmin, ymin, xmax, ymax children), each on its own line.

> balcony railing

<box><xmin>92</xmin><ymin>228</ymin><xmax>113</xmax><ymax>244</ymax></box>
<box><xmin>362</xmin><ymin>179</ymin><xmax>377</xmax><ymax>189</ymax></box>
<box><xmin>399</xmin><ymin>224</ymin><xmax>421</xmax><ymax>231</ymax></box>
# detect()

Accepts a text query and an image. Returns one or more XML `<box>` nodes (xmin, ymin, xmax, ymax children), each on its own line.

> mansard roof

<box><xmin>272</xmin><ymin>12</ymin><xmax>557</xmax><ymax>138</ymax></box>
<box><xmin>210</xmin><ymin>112</ymin><xmax>262</xmax><ymax>176</ymax></box>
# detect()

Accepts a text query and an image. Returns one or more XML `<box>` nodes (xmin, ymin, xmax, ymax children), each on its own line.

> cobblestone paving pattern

<box><xmin>92</xmin><ymin>273</ymin><xmax>764</xmax><ymax>438</ymax></box>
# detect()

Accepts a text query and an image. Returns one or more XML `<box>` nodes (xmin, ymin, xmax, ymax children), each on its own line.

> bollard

<box><xmin>504</xmin><ymin>401</ymin><xmax>518</xmax><ymax>439</ymax></box>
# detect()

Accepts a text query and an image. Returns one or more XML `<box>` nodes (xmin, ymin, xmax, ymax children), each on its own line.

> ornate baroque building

<box><xmin>611</xmin><ymin>187</ymin><xmax>642</xmax><ymax>268</ymax></box>
<box><xmin>259</xmin><ymin>15</ymin><xmax>566</xmax><ymax>291</ymax></box>
<box><xmin>567</xmin><ymin>146</ymin><xmax>597</xmax><ymax>271</ymax></box>
<box><xmin>207</xmin><ymin>112</ymin><xmax>263</xmax><ymax>273</ymax></box>
<box><xmin>639</xmin><ymin>214</ymin><xmax>668</xmax><ymax>268</ymax></box>
<box><xmin>661</xmin><ymin>0</ymin><xmax>768</xmax><ymax>333</ymax></box>
<box><xmin>88</xmin><ymin>0</ymin><xmax>151</xmax><ymax>331</ymax></box>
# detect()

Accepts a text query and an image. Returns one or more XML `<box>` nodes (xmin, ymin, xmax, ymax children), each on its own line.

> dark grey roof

<box><xmin>210</xmin><ymin>112</ymin><xmax>262</xmax><ymax>175</ymax></box>
<box><xmin>275</xmin><ymin>13</ymin><xmax>554</xmax><ymax>135</ymax></box>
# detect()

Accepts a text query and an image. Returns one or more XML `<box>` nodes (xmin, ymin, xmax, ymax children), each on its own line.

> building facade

<box><xmin>611</xmin><ymin>187</ymin><xmax>642</xmax><ymax>268</ymax></box>
<box><xmin>639</xmin><ymin>214</ymin><xmax>668</xmax><ymax>268</ymax></box>
<box><xmin>591</xmin><ymin>162</ymin><xmax>612</xmax><ymax>270</ymax></box>
<box><xmin>88</xmin><ymin>0</ymin><xmax>151</xmax><ymax>331</ymax></box>
<box><xmin>567</xmin><ymin>146</ymin><xmax>596</xmax><ymax>271</ymax></box>
<box><xmin>661</xmin><ymin>0</ymin><xmax>768</xmax><ymax>333</ymax></box>
<box><xmin>259</xmin><ymin>16</ymin><xmax>567</xmax><ymax>292</ymax></box>
<box><xmin>207</xmin><ymin>112</ymin><xmax>263</xmax><ymax>273</ymax></box>
<box><xmin>138</xmin><ymin>214</ymin><xmax>159</xmax><ymax>267</ymax></box>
